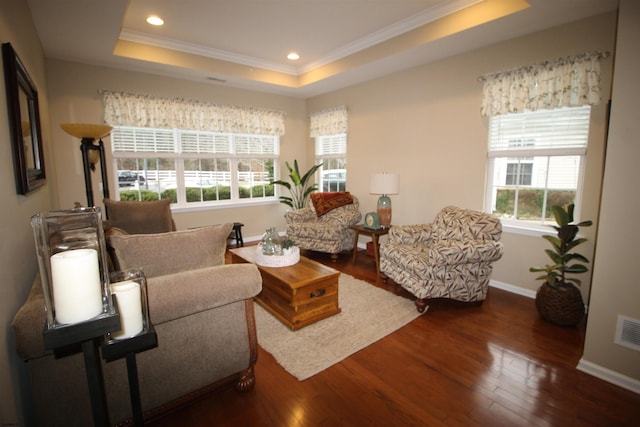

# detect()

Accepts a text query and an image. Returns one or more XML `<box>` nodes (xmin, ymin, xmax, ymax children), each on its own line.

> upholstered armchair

<box><xmin>380</xmin><ymin>206</ymin><xmax>503</xmax><ymax>313</ymax></box>
<box><xmin>285</xmin><ymin>192</ymin><xmax>362</xmax><ymax>261</ymax></box>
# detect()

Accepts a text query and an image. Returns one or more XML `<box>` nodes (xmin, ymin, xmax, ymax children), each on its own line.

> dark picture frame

<box><xmin>2</xmin><ymin>42</ymin><xmax>46</xmax><ymax>194</ymax></box>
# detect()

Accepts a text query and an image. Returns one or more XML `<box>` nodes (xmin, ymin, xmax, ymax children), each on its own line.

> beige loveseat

<box><xmin>12</xmin><ymin>224</ymin><xmax>262</xmax><ymax>426</ymax></box>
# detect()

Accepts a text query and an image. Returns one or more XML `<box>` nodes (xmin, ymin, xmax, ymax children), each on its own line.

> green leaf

<box><xmin>271</xmin><ymin>180</ymin><xmax>291</xmax><ymax>190</ymax></box>
<box><xmin>566</xmin><ymin>203</ymin><xmax>575</xmax><ymax>223</ymax></box>
<box><xmin>272</xmin><ymin>160</ymin><xmax>324</xmax><ymax>209</ymax></box>
<box><xmin>544</xmin><ymin>249</ymin><xmax>563</xmax><ymax>264</ymax></box>
<box><xmin>557</xmin><ymin>224</ymin><xmax>579</xmax><ymax>244</ymax></box>
<box><xmin>564</xmin><ymin>264</ymin><xmax>589</xmax><ymax>274</ymax></box>
<box><xmin>552</xmin><ymin>205</ymin><xmax>570</xmax><ymax>227</ymax></box>
<box><xmin>565</xmin><ymin>238</ymin><xmax>588</xmax><ymax>252</ymax></box>
<box><xmin>542</xmin><ymin>235</ymin><xmax>561</xmax><ymax>253</ymax></box>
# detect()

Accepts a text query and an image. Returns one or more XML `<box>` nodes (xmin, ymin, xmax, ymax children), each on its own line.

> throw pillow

<box><xmin>103</xmin><ymin>198</ymin><xmax>174</xmax><ymax>234</ymax></box>
<box><xmin>310</xmin><ymin>191</ymin><xmax>354</xmax><ymax>216</ymax></box>
<box><xmin>107</xmin><ymin>224</ymin><xmax>232</xmax><ymax>278</ymax></box>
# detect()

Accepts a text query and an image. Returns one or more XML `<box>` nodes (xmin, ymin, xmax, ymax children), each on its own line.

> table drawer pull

<box><xmin>310</xmin><ymin>289</ymin><xmax>326</xmax><ymax>298</ymax></box>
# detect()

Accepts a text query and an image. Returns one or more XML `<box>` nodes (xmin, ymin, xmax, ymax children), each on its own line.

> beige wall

<box><xmin>46</xmin><ymin>60</ymin><xmax>309</xmax><ymax>240</ymax></box>
<box><xmin>581</xmin><ymin>0</ymin><xmax>640</xmax><ymax>386</ymax></box>
<box><xmin>0</xmin><ymin>1</ymin><xmax>55</xmax><ymax>425</ymax></box>
<box><xmin>307</xmin><ymin>12</ymin><xmax>617</xmax><ymax>303</ymax></box>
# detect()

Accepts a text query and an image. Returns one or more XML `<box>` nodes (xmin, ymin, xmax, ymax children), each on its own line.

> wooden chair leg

<box><xmin>236</xmin><ymin>366</ymin><xmax>255</xmax><ymax>392</ymax></box>
<box><xmin>415</xmin><ymin>298</ymin><xmax>428</xmax><ymax>313</ymax></box>
<box><xmin>330</xmin><ymin>253</ymin><xmax>338</xmax><ymax>262</ymax></box>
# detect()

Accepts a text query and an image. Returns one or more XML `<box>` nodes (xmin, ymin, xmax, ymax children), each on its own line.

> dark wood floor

<box><xmin>150</xmin><ymin>248</ymin><xmax>640</xmax><ymax>426</ymax></box>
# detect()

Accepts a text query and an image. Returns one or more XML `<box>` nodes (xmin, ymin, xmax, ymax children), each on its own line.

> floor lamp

<box><xmin>61</xmin><ymin>123</ymin><xmax>112</xmax><ymax>207</ymax></box>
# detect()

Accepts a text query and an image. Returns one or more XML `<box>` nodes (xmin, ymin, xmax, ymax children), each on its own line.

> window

<box><xmin>111</xmin><ymin>126</ymin><xmax>277</xmax><ymax>207</ymax></box>
<box><xmin>485</xmin><ymin>106</ymin><xmax>591</xmax><ymax>228</ymax></box>
<box><xmin>316</xmin><ymin>134</ymin><xmax>347</xmax><ymax>192</ymax></box>
<box><xmin>310</xmin><ymin>106</ymin><xmax>348</xmax><ymax>192</ymax></box>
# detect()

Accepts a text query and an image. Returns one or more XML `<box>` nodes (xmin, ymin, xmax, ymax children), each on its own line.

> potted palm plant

<box><xmin>271</xmin><ymin>160</ymin><xmax>323</xmax><ymax>209</ymax></box>
<box><xmin>529</xmin><ymin>203</ymin><xmax>593</xmax><ymax>326</ymax></box>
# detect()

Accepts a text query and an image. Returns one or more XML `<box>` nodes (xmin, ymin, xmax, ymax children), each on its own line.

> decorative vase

<box><xmin>535</xmin><ymin>282</ymin><xmax>585</xmax><ymax>327</ymax></box>
<box><xmin>261</xmin><ymin>227</ymin><xmax>282</xmax><ymax>256</ymax></box>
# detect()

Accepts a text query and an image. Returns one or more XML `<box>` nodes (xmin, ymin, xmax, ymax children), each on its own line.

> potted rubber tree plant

<box><xmin>271</xmin><ymin>160</ymin><xmax>323</xmax><ymax>209</ymax></box>
<box><xmin>530</xmin><ymin>203</ymin><xmax>593</xmax><ymax>326</ymax></box>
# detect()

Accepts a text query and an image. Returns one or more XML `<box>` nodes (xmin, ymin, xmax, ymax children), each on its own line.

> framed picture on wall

<box><xmin>2</xmin><ymin>42</ymin><xmax>46</xmax><ymax>195</ymax></box>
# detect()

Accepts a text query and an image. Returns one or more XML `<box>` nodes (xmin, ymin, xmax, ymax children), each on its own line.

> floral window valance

<box><xmin>102</xmin><ymin>90</ymin><xmax>286</xmax><ymax>135</ymax></box>
<box><xmin>309</xmin><ymin>106</ymin><xmax>348</xmax><ymax>137</ymax></box>
<box><xmin>480</xmin><ymin>51</ymin><xmax>609</xmax><ymax>117</ymax></box>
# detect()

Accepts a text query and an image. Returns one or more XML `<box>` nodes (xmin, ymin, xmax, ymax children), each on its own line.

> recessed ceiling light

<box><xmin>287</xmin><ymin>52</ymin><xmax>300</xmax><ymax>61</ymax></box>
<box><xmin>146</xmin><ymin>15</ymin><xmax>164</xmax><ymax>26</ymax></box>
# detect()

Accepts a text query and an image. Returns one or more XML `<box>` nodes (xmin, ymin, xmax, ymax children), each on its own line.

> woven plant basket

<box><xmin>535</xmin><ymin>283</ymin><xmax>585</xmax><ymax>327</ymax></box>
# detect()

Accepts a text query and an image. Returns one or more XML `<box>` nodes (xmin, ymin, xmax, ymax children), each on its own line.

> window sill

<box><xmin>501</xmin><ymin>221</ymin><xmax>555</xmax><ymax>237</ymax></box>
<box><xmin>170</xmin><ymin>198</ymin><xmax>280</xmax><ymax>213</ymax></box>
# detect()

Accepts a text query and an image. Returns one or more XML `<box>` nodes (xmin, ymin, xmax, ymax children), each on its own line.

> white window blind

<box><xmin>112</xmin><ymin>127</ymin><xmax>176</xmax><ymax>153</ymax></box>
<box><xmin>180</xmin><ymin>132</ymin><xmax>231</xmax><ymax>154</ymax></box>
<box><xmin>316</xmin><ymin>134</ymin><xmax>347</xmax><ymax>156</ymax></box>
<box><xmin>488</xmin><ymin>106</ymin><xmax>591</xmax><ymax>157</ymax></box>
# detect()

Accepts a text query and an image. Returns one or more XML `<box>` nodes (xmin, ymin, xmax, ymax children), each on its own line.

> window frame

<box><xmin>111</xmin><ymin>126</ymin><xmax>279</xmax><ymax>210</ymax></box>
<box><xmin>315</xmin><ymin>133</ymin><xmax>347</xmax><ymax>193</ymax></box>
<box><xmin>484</xmin><ymin>106</ymin><xmax>591</xmax><ymax>234</ymax></box>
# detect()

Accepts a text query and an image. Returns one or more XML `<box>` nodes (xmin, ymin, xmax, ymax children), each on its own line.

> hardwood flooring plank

<box><xmin>146</xmin><ymin>248</ymin><xmax>640</xmax><ymax>426</ymax></box>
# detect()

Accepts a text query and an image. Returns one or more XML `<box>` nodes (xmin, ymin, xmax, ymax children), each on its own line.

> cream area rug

<box><xmin>254</xmin><ymin>273</ymin><xmax>423</xmax><ymax>381</ymax></box>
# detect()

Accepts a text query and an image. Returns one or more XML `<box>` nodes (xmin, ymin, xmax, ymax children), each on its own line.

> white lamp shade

<box><xmin>370</xmin><ymin>173</ymin><xmax>399</xmax><ymax>195</ymax></box>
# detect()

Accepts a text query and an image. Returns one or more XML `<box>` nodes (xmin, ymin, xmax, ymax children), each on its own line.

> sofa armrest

<box><xmin>320</xmin><ymin>207</ymin><xmax>362</xmax><ymax>226</ymax></box>
<box><xmin>285</xmin><ymin>208</ymin><xmax>316</xmax><ymax>223</ymax></box>
<box><xmin>389</xmin><ymin>224</ymin><xmax>434</xmax><ymax>244</ymax></box>
<box><xmin>13</xmin><ymin>275</ymin><xmax>48</xmax><ymax>360</ymax></box>
<box><xmin>427</xmin><ymin>240</ymin><xmax>504</xmax><ymax>266</ymax></box>
<box><xmin>148</xmin><ymin>263</ymin><xmax>262</xmax><ymax>325</ymax></box>
<box><xmin>12</xmin><ymin>263</ymin><xmax>264</xmax><ymax>360</ymax></box>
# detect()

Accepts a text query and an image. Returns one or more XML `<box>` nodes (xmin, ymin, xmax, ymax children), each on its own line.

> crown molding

<box><xmin>118</xmin><ymin>29</ymin><xmax>299</xmax><ymax>75</ymax></box>
<box><xmin>118</xmin><ymin>0</ymin><xmax>482</xmax><ymax>77</ymax></box>
<box><xmin>298</xmin><ymin>0</ymin><xmax>483</xmax><ymax>73</ymax></box>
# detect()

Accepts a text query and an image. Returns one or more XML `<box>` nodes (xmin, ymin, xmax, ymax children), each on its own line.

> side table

<box><xmin>350</xmin><ymin>224</ymin><xmax>390</xmax><ymax>276</ymax></box>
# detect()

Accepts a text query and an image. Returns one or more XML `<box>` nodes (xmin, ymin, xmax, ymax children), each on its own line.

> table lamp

<box><xmin>370</xmin><ymin>173</ymin><xmax>399</xmax><ymax>228</ymax></box>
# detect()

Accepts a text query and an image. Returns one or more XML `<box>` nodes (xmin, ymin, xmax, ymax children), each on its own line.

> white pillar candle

<box><xmin>109</xmin><ymin>280</ymin><xmax>143</xmax><ymax>340</ymax></box>
<box><xmin>50</xmin><ymin>248</ymin><xmax>103</xmax><ymax>325</ymax></box>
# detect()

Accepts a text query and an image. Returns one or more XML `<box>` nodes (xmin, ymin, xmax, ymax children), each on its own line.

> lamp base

<box><xmin>377</xmin><ymin>195</ymin><xmax>392</xmax><ymax>228</ymax></box>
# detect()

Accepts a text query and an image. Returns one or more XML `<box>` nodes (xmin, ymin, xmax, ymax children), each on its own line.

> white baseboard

<box><xmin>577</xmin><ymin>358</ymin><xmax>640</xmax><ymax>394</ymax></box>
<box><xmin>489</xmin><ymin>279</ymin><xmax>536</xmax><ymax>299</ymax></box>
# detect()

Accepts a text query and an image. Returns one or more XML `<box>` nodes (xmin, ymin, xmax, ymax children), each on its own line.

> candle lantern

<box><xmin>108</xmin><ymin>268</ymin><xmax>150</xmax><ymax>341</ymax></box>
<box><xmin>31</xmin><ymin>207</ymin><xmax>114</xmax><ymax>329</ymax></box>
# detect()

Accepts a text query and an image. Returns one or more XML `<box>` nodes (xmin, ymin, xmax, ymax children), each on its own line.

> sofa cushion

<box><xmin>104</xmin><ymin>198</ymin><xmax>174</xmax><ymax>234</ymax></box>
<box><xmin>310</xmin><ymin>191</ymin><xmax>353</xmax><ymax>216</ymax></box>
<box><xmin>107</xmin><ymin>224</ymin><xmax>232</xmax><ymax>278</ymax></box>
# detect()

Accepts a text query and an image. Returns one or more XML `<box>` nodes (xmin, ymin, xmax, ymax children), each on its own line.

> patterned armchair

<box><xmin>380</xmin><ymin>206</ymin><xmax>503</xmax><ymax>312</ymax></box>
<box><xmin>285</xmin><ymin>193</ymin><xmax>362</xmax><ymax>261</ymax></box>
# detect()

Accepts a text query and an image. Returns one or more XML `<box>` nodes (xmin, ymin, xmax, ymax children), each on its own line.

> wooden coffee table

<box><xmin>230</xmin><ymin>246</ymin><xmax>341</xmax><ymax>330</ymax></box>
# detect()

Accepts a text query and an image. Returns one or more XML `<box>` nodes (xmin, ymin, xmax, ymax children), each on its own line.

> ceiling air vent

<box><xmin>615</xmin><ymin>315</ymin><xmax>640</xmax><ymax>352</ymax></box>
